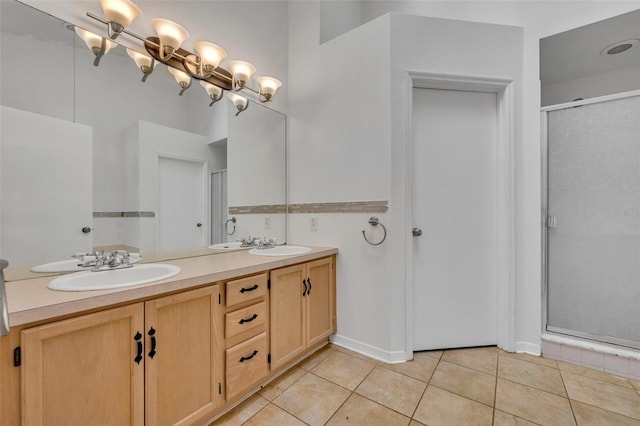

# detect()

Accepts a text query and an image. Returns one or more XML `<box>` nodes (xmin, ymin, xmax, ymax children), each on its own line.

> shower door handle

<box><xmin>412</xmin><ymin>228</ymin><xmax>423</xmax><ymax>237</ymax></box>
<box><xmin>546</xmin><ymin>216</ymin><xmax>557</xmax><ymax>229</ymax></box>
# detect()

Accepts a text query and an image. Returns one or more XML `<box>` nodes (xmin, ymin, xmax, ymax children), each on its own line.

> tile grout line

<box><xmin>409</xmin><ymin>351</ymin><xmax>442</xmax><ymax>421</ymax></box>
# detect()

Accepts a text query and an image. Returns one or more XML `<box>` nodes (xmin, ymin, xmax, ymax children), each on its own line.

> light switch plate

<box><xmin>310</xmin><ymin>215</ymin><xmax>318</xmax><ymax>231</ymax></box>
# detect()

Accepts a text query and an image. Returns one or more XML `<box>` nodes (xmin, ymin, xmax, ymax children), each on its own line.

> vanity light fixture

<box><xmin>98</xmin><ymin>0</ymin><xmax>141</xmax><ymax>40</ymax></box>
<box><xmin>228</xmin><ymin>92</ymin><xmax>248</xmax><ymax>116</ymax></box>
<box><xmin>200</xmin><ymin>81</ymin><xmax>223</xmax><ymax>106</ymax></box>
<box><xmin>167</xmin><ymin>66</ymin><xmax>192</xmax><ymax>96</ymax></box>
<box><xmin>74</xmin><ymin>27</ymin><xmax>117</xmax><ymax>66</ymax></box>
<box><xmin>86</xmin><ymin>0</ymin><xmax>282</xmax><ymax>105</ymax></box>
<box><xmin>126</xmin><ymin>48</ymin><xmax>155</xmax><ymax>82</ymax></box>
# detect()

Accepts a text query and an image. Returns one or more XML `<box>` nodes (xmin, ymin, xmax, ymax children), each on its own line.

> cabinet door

<box><xmin>145</xmin><ymin>286</ymin><xmax>223</xmax><ymax>426</ymax></box>
<box><xmin>21</xmin><ymin>304</ymin><xmax>144</xmax><ymax>426</ymax></box>
<box><xmin>306</xmin><ymin>257</ymin><xmax>336</xmax><ymax>347</ymax></box>
<box><xmin>270</xmin><ymin>264</ymin><xmax>306</xmax><ymax>370</ymax></box>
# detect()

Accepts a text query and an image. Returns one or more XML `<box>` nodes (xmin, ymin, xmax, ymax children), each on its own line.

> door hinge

<box><xmin>218</xmin><ymin>382</ymin><xmax>222</xmax><ymax>395</ymax></box>
<box><xmin>546</xmin><ymin>215</ymin><xmax>557</xmax><ymax>229</ymax></box>
<box><xmin>267</xmin><ymin>353</ymin><xmax>271</xmax><ymax>364</ymax></box>
<box><xmin>13</xmin><ymin>346</ymin><xmax>21</xmax><ymax>367</ymax></box>
<box><xmin>267</xmin><ymin>279</ymin><xmax>271</xmax><ymax>290</ymax></box>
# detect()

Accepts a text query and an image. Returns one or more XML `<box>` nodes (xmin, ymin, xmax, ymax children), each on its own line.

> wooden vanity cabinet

<box><xmin>20</xmin><ymin>285</ymin><xmax>223</xmax><ymax>426</ymax></box>
<box><xmin>270</xmin><ymin>256</ymin><xmax>336</xmax><ymax>371</ymax></box>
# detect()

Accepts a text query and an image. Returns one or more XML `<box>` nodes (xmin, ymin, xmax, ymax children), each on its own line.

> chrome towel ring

<box><xmin>225</xmin><ymin>217</ymin><xmax>237</xmax><ymax>236</ymax></box>
<box><xmin>362</xmin><ymin>217</ymin><xmax>387</xmax><ymax>246</ymax></box>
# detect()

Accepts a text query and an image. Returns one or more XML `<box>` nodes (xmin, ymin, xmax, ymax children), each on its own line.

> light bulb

<box><xmin>74</xmin><ymin>27</ymin><xmax>117</xmax><ymax>54</ymax></box>
<box><xmin>194</xmin><ymin>41</ymin><xmax>226</xmax><ymax>70</ymax></box>
<box><xmin>228</xmin><ymin>60</ymin><xmax>256</xmax><ymax>89</ymax></box>
<box><xmin>99</xmin><ymin>0</ymin><xmax>141</xmax><ymax>28</ymax></box>
<box><xmin>151</xmin><ymin>18</ymin><xmax>189</xmax><ymax>59</ymax></box>
<box><xmin>127</xmin><ymin>49</ymin><xmax>154</xmax><ymax>71</ymax></box>
<box><xmin>168</xmin><ymin>67</ymin><xmax>191</xmax><ymax>87</ymax></box>
<box><xmin>228</xmin><ymin>92</ymin><xmax>248</xmax><ymax>115</ymax></box>
<box><xmin>257</xmin><ymin>76</ymin><xmax>282</xmax><ymax>102</ymax></box>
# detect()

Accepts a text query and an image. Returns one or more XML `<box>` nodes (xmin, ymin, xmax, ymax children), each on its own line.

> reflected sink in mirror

<box><xmin>248</xmin><ymin>246</ymin><xmax>311</xmax><ymax>256</ymax></box>
<box><xmin>48</xmin><ymin>264</ymin><xmax>181</xmax><ymax>291</ymax></box>
<box><xmin>32</xmin><ymin>253</ymin><xmax>142</xmax><ymax>273</ymax></box>
<box><xmin>208</xmin><ymin>242</ymin><xmax>245</xmax><ymax>250</ymax></box>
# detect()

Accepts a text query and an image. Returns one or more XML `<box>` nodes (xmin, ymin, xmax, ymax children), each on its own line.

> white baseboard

<box><xmin>515</xmin><ymin>341</ymin><xmax>541</xmax><ymax>356</ymax></box>
<box><xmin>330</xmin><ymin>334</ymin><xmax>407</xmax><ymax>364</ymax></box>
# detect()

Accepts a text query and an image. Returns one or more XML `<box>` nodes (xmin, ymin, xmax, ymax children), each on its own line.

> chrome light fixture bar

<box><xmin>85</xmin><ymin>0</ymin><xmax>282</xmax><ymax>107</ymax></box>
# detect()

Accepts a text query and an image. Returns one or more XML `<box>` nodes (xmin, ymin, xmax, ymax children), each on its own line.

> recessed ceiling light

<box><xmin>600</xmin><ymin>39</ymin><xmax>640</xmax><ymax>55</ymax></box>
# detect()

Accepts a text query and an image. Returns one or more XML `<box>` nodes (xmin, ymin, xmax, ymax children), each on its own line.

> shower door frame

<box><xmin>541</xmin><ymin>89</ymin><xmax>640</xmax><ymax>350</ymax></box>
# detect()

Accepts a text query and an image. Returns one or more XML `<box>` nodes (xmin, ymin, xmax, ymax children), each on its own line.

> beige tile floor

<box><xmin>213</xmin><ymin>344</ymin><xmax>640</xmax><ymax>426</ymax></box>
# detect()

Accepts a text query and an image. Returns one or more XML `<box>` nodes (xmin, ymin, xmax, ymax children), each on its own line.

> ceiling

<box><xmin>540</xmin><ymin>8</ymin><xmax>640</xmax><ymax>86</ymax></box>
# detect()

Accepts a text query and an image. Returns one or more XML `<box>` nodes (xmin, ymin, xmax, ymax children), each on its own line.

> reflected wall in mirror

<box><xmin>0</xmin><ymin>0</ymin><xmax>286</xmax><ymax>278</ymax></box>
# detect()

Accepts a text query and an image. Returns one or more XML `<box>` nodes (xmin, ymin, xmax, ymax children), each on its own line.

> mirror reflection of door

<box><xmin>157</xmin><ymin>155</ymin><xmax>207</xmax><ymax>252</ymax></box>
<box><xmin>210</xmin><ymin>170</ymin><xmax>228</xmax><ymax>244</ymax></box>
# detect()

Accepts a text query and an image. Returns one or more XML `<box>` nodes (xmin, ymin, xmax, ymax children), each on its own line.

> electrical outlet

<box><xmin>310</xmin><ymin>215</ymin><xmax>318</xmax><ymax>231</ymax></box>
<box><xmin>264</xmin><ymin>215</ymin><xmax>271</xmax><ymax>229</ymax></box>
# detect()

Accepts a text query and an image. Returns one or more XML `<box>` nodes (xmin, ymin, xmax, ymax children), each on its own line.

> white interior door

<box><xmin>157</xmin><ymin>155</ymin><xmax>207</xmax><ymax>252</ymax></box>
<box><xmin>411</xmin><ymin>88</ymin><xmax>498</xmax><ymax>351</ymax></box>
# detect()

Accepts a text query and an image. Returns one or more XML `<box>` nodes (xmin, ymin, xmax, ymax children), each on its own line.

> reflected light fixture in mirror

<box><xmin>98</xmin><ymin>0</ymin><xmax>141</xmax><ymax>39</ymax></box>
<box><xmin>228</xmin><ymin>92</ymin><xmax>248</xmax><ymax>116</ymax></box>
<box><xmin>167</xmin><ymin>66</ymin><xmax>192</xmax><ymax>96</ymax></box>
<box><xmin>75</xmin><ymin>27</ymin><xmax>117</xmax><ymax>67</ymax></box>
<box><xmin>86</xmin><ymin>0</ymin><xmax>282</xmax><ymax>105</ymax></box>
<box><xmin>200</xmin><ymin>81</ymin><xmax>223</xmax><ymax>106</ymax></box>
<box><xmin>126</xmin><ymin>48</ymin><xmax>155</xmax><ymax>82</ymax></box>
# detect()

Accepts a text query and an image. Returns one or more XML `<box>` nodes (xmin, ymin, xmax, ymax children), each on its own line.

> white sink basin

<box><xmin>208</xmin><ymin>242</ymin><xmax>245</xmax><ymax>250</ymax></box>
<box><xmin>48</xmin><ymin>264</ymin><xmax>181</xmax><ymax>292</ymax></box>
<box><xmin>248</xmin><ymin>246</ymin><xmax>312</xmax><ymax>256</ymax></box>
<box><xmin>32</xmin><ymin>254</ymin><xmax>142</xmax><ymax>273</ymax></box>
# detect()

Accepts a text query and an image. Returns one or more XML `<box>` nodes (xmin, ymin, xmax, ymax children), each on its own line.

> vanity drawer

<box><xmin>226</xmin><ymin>332</ymin><xmax>268</xmax><ymax>400</ymax></box>
<box><xmin>226</xmin><ymin>273</ymin><xmax>268</xmax><ymax>307</ymax></box>
<box><xmin>226</xmin><ymin>301</ymin><xmax>266</xmax><ymax>339</ymax></box>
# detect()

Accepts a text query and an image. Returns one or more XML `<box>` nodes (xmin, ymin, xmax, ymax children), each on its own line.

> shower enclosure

<box><xmin>543</xmin><ymin>91</ymin><xmax>640</xmax><ymax>349</ymax></box>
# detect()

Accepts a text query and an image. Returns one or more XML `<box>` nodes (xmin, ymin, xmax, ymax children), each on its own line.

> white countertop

<box><xmin>6</xmin><ymin>245</ymin><xmax>337</xmax><ymax>327</ymax></box>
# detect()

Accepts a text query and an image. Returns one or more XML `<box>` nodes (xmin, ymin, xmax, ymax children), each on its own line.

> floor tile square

<box><xmin>311</xmin><ymin>350</ymin><xmax>375</xmax><ymax>390</ymax></box>
<box><xmin>243</xmin><ymin>403</ymin><xmax>307</xmax><ymax>426</ymax></box>
<box><xmin>355</xmin><ymin>366</ymin><xmax>426</xmax><ymax>416</ymax></box>
<box><xmin>273</xmin><ymin>372</ymin><xmax>350</xmax><ymax>426</ymax></box>
<box><xmin>557</xmin><ymin>360</ymin><xmax>634</xmax><ymax>389</ymax></box>
<box><xmin>258</xmin><ymin>367</ymin><xmax>307</xmax><ymax>401</ymax></box>
<box><xmin>498</xmin><ymin>355</ymin><xmax>566</xmax><ymax>396</ymax></box>
<box><xmin>495</xmin><ymin>378</ymin><xmax>575</xmax><ymax>425</ymax></box>
<box><xmin>326</xmin><ymin>393</ymin><xmax>411</xmax><ymax>425</ymax></box>
<box><xmin>381</xmin><ymin>351</ymin><xmax>439</xmax><ymax>382</ymax></box>
<box><xmin>213</xmin><ymin>394</ymin><xmax>269</xmax><ymax>426</ymax></box>
<box><xmin>413</xmin><ymin>385</ymin><xmax>493</xmax><ymax>426</ymax></box>
<box><xmin>562</xmin><ymin>371</ymin><xmax>640</xmax><ymax>420</ymax></box>
<box><xmin>430</xmin><ymin>360</ymin><xmax>496</xmax><ymax>406</ymax></box>
<box><xmin>493</xmin><ymin>409</ymin><xmax>539</xmax><ymax>425</ymax></box>
<box><xmin>441</xmin><ymin>346</ymin><xmax>498</xmax><ymax>375</ymax></box>
<box><xmin>297</xmin><ymin>345</ymin><xmax>335</xmax><ymax>371</ymax></box>
<box><xmin>499</xmin><ymin>350</ymin><xmax>559</xmax><ymax>369</ymax></box>
<box><xmin>571</xmin><ymin>400</ymin><xmax>640</xmax><ymax>426</ymax></box>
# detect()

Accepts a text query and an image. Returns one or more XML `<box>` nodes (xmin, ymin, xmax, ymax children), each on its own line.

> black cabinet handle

<box><xmin>148</xmin><ymin>327</ymin><xmax>157</xmax><ymax>359</ymax></box>
<box><xmin>240</xmin><ymin>284</ymin><xmax>259</xmax><ymax>293</ymax></box>
<box><xmin>239</xmin><ymin>350</ymin><xmax>258</xmax><ymax>363</ymax></box>
<box><xmin>239</xmin><ymin>313</ymin><xmax>258</xmax><ymax>324</ymax></box>
<box><xmin>302</xmin><ymin>279</ymin><xmax>308</xmax><ymax>296</ymax></box>
<box><xmin>307</xmin><ymin>278</ymin><xmax>312</xmax><ymax>295</ymax></box>
<box><xmin>134</xmin><ymin>331</ymin><xmax>143</xmax><ymax>364</ymax></box>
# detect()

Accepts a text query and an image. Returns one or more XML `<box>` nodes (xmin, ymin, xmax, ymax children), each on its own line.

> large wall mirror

<box><xmin>0</xmin><ymin>0</ymin><xmax>287</xmax><ymax>279</ymax></box>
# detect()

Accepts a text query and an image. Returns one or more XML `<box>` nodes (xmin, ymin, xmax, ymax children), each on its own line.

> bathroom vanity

<box><xmin>0</xmin><ymin>246</ymin><xmax>337</xmax><ymax>425</ymax></box>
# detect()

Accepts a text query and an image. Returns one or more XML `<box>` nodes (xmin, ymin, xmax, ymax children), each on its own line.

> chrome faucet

<box><xmin>239</xmin><ymin>236</ymin><xmax>259</xmax><ymax>247</ymax></box>
<box><xmin>91</xmin><ymin>250</ymin><xmax>133</xmax><ymax>272</ymax></box>
<box><xmin>257</xmin><ymin>238</ymin><xmax>277</xmax><ymax>250</ymax></box>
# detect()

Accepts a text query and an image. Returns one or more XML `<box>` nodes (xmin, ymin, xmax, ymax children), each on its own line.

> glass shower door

<box><xmin>546</xmin><ymin>93</ymin><xmax>640</xmax><ymax>348</ymax></box>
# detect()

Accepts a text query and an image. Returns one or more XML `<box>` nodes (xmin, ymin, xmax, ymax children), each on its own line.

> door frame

<box><xmin>155</xmin><ymin>152</ymin><xmax>209</xmax><ymax>251</ymax></box>
<box><xmin>404</xmin><ymin>72</ymin><xmax>516</xmax><ymax>356</ymax></box>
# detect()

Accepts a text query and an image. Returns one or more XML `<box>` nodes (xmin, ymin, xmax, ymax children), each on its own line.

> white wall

<box><xmin>290</xmin><ymin>1</ymin><xmax>640</xmax><ymax>359</ymax></box>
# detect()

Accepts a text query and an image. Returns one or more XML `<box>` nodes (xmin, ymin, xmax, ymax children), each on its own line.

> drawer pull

<box><xmin>307</xmin><ymin>278</ymin><xmax>312</xmax><ymax>295</ymax></box>
<box><xmin>240</xmin><ymin>284</ymin><xmax>259</xmax><ymax>293</ymax></box>
<box><xmin>239</xmin><ymin>350</ymin><xmax>258</xmax><ymax>363</ymax></box>
<box><xmin>239</xmin><ymin>313</ymin><xmax>258</xmax><ymax>325</ymax></box>
<box><xmin>134</xmin><ymin>331</ymin><xmax>143</xmax><ymax>364</ymax></box>
<box><xmin>302</xmin><ymin>279</ymin><xmax>308</xmax><ymax>296</ymax></box>
<box><xmin>148</xmin><ymin>327</ymin><xmax>157</xmax><ymax>359</ymax></box>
